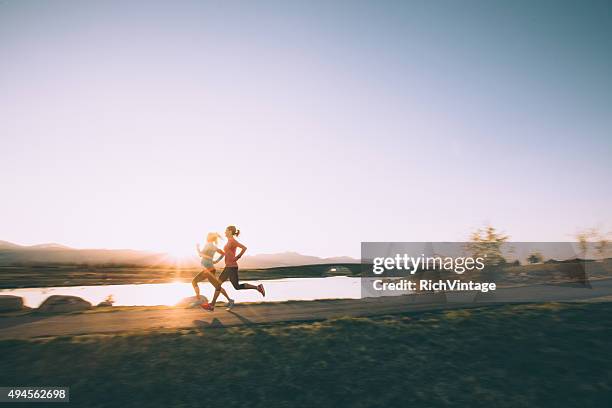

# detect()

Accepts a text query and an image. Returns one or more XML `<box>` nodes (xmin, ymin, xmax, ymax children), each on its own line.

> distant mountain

<box><xmin>0</xmin><ymin>241</ymin><xmax>169</xmax><ymax>266</ymax></box>
<box><xmin>234</xmin><ymin>251</ymin><xmax>357</xmax><ymax>269</ymax></box>
<box><xmin>0</xmin><ymin>240</ymin><xmax>21</xmax><ymax>249</ymax></box>
<box><xmin>0</xmin><ymin>241</ymin><xmax>357</xmax><ymax>268</ymax></box>
<box><xmin>29</xmin><ymin>243</ymin><xmax>71</xmax><ymax>249</ymax></box>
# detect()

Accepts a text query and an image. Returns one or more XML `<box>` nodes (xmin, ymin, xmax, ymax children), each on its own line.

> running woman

<box><xmin>205</xmin><ymin>225</ymin><xmax>265</xmax><ymax>311</ymax></box>
<box><xmin>193</xmin><ymin>232</ymin><xmax>234</xmax><ymax>309</ymax></box>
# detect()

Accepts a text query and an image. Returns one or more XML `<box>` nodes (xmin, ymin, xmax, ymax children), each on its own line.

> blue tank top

<box><xmin>202</xmin><ymin>243</ymin><xmax>217</xmax><ymax>258</ymax></box>
<box><xmin>201</xmin><ymin>243</ymin><xmax>217</xmax><ymax>267</ymax></box>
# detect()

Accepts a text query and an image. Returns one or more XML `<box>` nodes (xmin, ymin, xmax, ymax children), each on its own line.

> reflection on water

<box><xmin>0</xmin><ymin>277</ymin><xmax>361</xmax><ymax>307</ymax></box>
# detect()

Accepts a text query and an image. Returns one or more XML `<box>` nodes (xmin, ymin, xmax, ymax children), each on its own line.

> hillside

<box><xmin>0</xmin><ymin>241</ymin><xmax>357</xmax><ymax>269</ymax></box>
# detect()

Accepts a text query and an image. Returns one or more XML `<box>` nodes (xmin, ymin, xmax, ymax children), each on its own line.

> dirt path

<box><xmin>2</xmin><ymin>279</ymin><xmax>612</xmax><ymax>339</ymax></box>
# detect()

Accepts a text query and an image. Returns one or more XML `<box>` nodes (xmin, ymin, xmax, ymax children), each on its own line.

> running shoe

<box><xmin>257</xmin><ymin>284</ymin><xmax>266</xmax><ymax>297</ymax></box>
<box><xmin>200</xmin><ymin>302</ymin><xmax>214</xmax><ymax>312</ymax></box>
<box><xmin>226</xmin><ymin>299</ymin><xmax>235</xmax><ymax>310</ymax></box>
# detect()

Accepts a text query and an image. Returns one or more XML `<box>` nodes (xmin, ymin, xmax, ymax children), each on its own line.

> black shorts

<box><xmin>219</xmin><ymin>266</ymin><xmax>245</xmax><ymax>290</ymax></box>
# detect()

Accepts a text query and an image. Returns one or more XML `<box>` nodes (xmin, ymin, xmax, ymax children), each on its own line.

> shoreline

<box><xmin>3</xmin><ymin>278</ymin><xmax>612</xmax><ymax>339</ymax></box>
<box><xmin>0</xmin><ymin>263</ymin><xmax>362</xmax><ymax>289</ymax></box>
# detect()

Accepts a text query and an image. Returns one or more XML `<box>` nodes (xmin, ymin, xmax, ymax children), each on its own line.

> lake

<box><xmin>0</xmin><ymin>276</ymin><xmax>363</xmax><ymax>307</ymax></box>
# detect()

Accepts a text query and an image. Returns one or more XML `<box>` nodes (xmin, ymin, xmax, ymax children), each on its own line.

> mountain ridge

<box><xmin>0</xmin><ymin>240</ymin><xmax>357</xmax><ymax>268</ymax></box>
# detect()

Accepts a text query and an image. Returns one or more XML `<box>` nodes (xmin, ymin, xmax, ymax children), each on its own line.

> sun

<box><xmin>163</xmin><ymin>243</ymin><xmax>197</xmax><ymax>261</ymax></box>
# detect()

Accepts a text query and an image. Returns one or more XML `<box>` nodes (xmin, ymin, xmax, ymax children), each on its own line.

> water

<box><xmin>0</xmin><ymin>276</ymin><xmax>362</xmax><ymax>307</ymax></box>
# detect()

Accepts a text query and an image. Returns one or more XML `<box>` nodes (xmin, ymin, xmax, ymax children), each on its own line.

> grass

<box><xmin>1</xmin><ymin>302</ymin><xmax>611</xmax><ymax>407</ymax></box>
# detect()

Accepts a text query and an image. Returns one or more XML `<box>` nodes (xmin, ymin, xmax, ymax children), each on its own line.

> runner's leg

<box><xmin>209</xmin><ymin>269</ymin><xmax>228</xmax><ymax>308</ymax></box>
<box><xmin>205</xmin><ymin>270</ymin><xmax>231</xmax><ymax>302</ymax></box>
<box><xmin>192</xmin><ymin>270</ymin><xmax>206</xmax><ymax>298</ymax></box>
<box><xmin>227</xmin><ymin>267</ymin><xmax>257</xmax><ymax>290</ymax></box>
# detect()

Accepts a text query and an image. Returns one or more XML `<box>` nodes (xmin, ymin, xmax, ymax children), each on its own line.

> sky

<box><xmin>1</xmin><ymin>0</ymin><xmax>611</xmax><ymax>258</ymax></box>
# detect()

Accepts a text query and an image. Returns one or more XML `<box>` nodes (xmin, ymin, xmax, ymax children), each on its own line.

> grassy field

<box><xmin>1</xmin><ymin>302</ymin><xmax>611</xmax><ymax>407</ymax></box>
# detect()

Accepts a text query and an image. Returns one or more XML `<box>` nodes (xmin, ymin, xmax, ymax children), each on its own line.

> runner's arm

<box><xmin>235</xmin><ymin>241</ymin><xmax>247</xmax><ymax>260</ymax></box>
<box><xmin>213</xmin><ymin>248</ymin><xmax>225</xmax><ymax>264</ymax></box>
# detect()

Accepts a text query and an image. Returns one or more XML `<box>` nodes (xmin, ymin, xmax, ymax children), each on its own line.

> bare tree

<box><xmin>575</xmin><ymin>227</ymin><xmax>610</xmax><ymax>260</ymax></box>
<box><xmin>594</xmin><ymin>229</ymin><xmax>611</xmax><ymax>260</ymax></box>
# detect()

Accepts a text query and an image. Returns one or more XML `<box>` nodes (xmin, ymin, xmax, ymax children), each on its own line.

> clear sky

<box><xmin>1</xmin><ymin>0</ymin><xmax>611</xmax><ymax>258</ymax></box>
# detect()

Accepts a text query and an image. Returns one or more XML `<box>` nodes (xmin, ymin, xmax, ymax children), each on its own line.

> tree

<box><xmin>466</xmin><ymin>225</ymin><xmax>509</xmax><ymax>266</ymax></box>
<box><xmin>527</xmin><ymin>252</ymin><xmax>543</xmax><ymax>264</ymax></box>
<box><xmin>576</xmin><ymin>227</ymin><xmax>610</xmax><ymax>260</ymax></box>
<box><xmin>576</xmin><ymin>228</ymin><xmax>596</xmax><ymax>259</ymax></box>
<box><xmin>596</xmin><ymin>237</ymin><xmax>609</xmax><ymax>260</ymax></box>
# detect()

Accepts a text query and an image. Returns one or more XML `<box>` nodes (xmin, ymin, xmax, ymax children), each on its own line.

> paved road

<box><xmin>2</xmin><ymin>279</ymin><xmax>612</xmax><ymax>339</ymax></box>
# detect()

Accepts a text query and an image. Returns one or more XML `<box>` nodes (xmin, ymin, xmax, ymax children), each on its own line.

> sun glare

<box><xmin>163</xmin><ymin>243</ymin><xmax>197</xmax><ymax>262</ymax></box>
